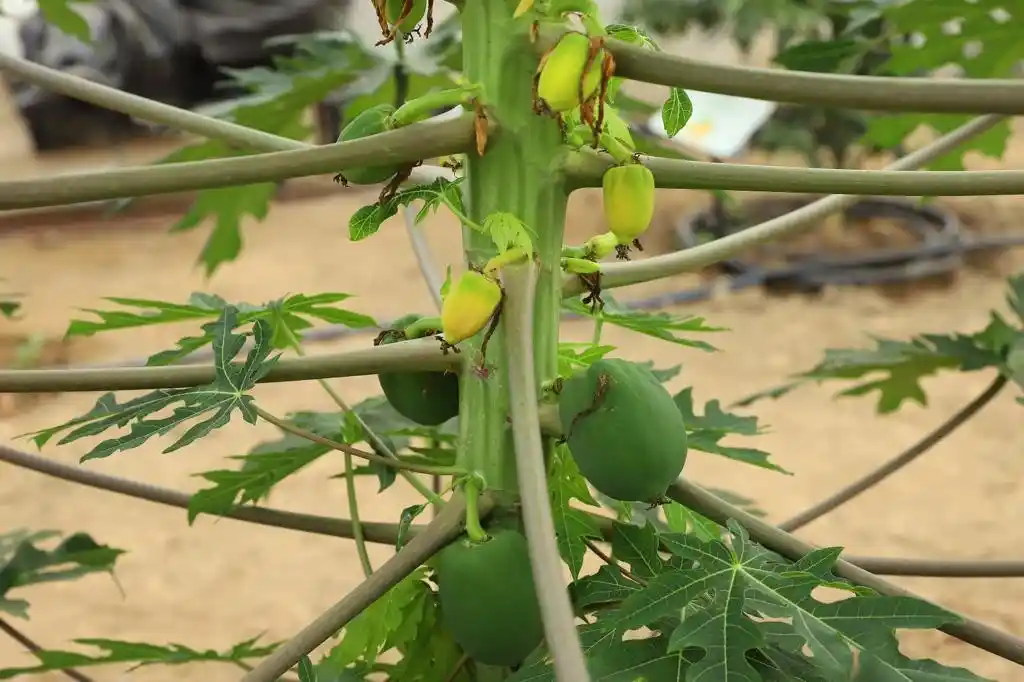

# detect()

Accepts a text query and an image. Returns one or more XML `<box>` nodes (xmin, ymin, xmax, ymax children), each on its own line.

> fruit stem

<box><xmin>390</xmin><ymin>87</ymin><xmax>479</xmax><ymax>128</ymax></box>
<box><xmin>462</xmin><ymin>475</ymin><xmax>490</xmax><ymax>543</ymax></box>
<box><xmin>404</xmin><ymin>316</ymin><xmax>444</xmax><ymax>339</ymax></box>
<box><xmin>599</xmin><ymin>131</ymin><xmax>634</xmax><ymax>165</ymax></box>
<box><xmin>482</xmin><ymin>246</ymin><xmax>530</xmax><ymax>277</ymax></box>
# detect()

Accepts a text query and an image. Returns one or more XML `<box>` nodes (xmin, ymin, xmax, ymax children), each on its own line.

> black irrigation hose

<box><xmin>674</xmin><ymin>195</ymin><xmax>972</xmax><ymax>293</ymax></box>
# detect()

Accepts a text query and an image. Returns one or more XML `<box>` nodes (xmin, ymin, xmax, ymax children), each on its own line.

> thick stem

<box><xmin>564</xmin><ymin>149</ymin><xmax>1024</xmax><ymax>195</ymax></box>
<box><xmin>457</xmin><ymin>0</ymin><xmax>569</xmax><ymax>497</ymax></box>
<box><xmin>0</xmin><ymin>340</ymin><xmax>461</xmax><ymax>393</ymax></box>
<box><xmin>0</xmin><ymin>53</ymin><xmax>451</xmax><ymax>188</ymax></box>
<box><xmin>403</xmin><ymin>316</ymin><xmax>444</xmax><ymax>339</ymax></box>
<box><xmin>462</xmin><ymin>476</ymin><xmax>490</xmax><ymax>542</ymax></box>
<box><xmin>391</xmin><ymin>88</ymin><xmax>475</xmax><ymax>127</ymax></box>
<box><xmin>240</xmin><ymin>492</ymin><xmax>490</xmax><ymax>682</ymax></box>
<box><xmin>533</xmin><ymin>28</ymin><xmax>1024</xmax><ymax>114</ymax></box>
<box><xmin>0</xmin><ymin>116</ymin><xmax>478</xmax><ymax>210</ymax></box>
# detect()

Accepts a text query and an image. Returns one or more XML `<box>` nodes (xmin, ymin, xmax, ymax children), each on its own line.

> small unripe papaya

<box><xmin>602</xmin><ymin>163</ymin><xmax>656</xmax><ymax>244</ymax></box>
<box><xmin>558</xmin><ymin>358</ymin><xmax>688</xmax><ymax>502</ymax></box>
<box><xmin>583</xmin><ymin>230</ymin><xmax>618</xmax><ymax>261</ymax></box>
<box><xmin>336</xmin><ymin>104</ymin><xmax>400</xmax><ymax>185</ymax></box>
<box><xmin>441</xmin><ymin>271</ymin><xmax>502</xmax><ymax>346</ymax></box>
<box><xmin>385</xmin><ymin>0</ymin><xmax>426</xmax><ymax>32</ymax></box>
<box><xmin>375</xmin><ymin>315</ymin><xmax>459</xmax><ymax>426</ymax></box>
<box><xmin>435</xmin><ymin>529</ymin><xmax>544</xmax><ymax>666</ymax></box>
<box><xmin>536</xmin><ymin>31</ymin><xmax>604</xmax><ymax>113</ymax></box>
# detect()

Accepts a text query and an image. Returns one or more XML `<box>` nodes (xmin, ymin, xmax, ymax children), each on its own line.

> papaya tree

<box><xmin>2</xmin><ymin>0</ymin><xmax>1024</xmax><ymax>681</ymax></box>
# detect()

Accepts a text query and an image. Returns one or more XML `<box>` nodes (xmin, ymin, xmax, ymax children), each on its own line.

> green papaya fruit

<box><xmin>376</xmin><ymin>315</ymin><xmax>460</xmax><ymax>426</ymax></box>
<box><xmin>385</xmin><ymin>0</ymin><xmax>426</xmax><ymax>32</ymax></box>
<box><xmin>336</xmin><ymin>104</ymin><xmax>400</xmax><ymax>185</ymax></box>
<box><xmin>558</xmin><ymin>358</ymin><xmax>687</xmax><ymax>502</ymax></box>
<box><xmin>536</xmin><ymin>31</ymin><xmax>604</xmax><ymax>113</ymax></box>
<box><xmin>435</xmin><ymin>529</ymin><xmax>544</xmax><ymax>667</ymax></box>
<box><xmin>603</xmin><ymin>163</ymin><xmax>656</xmax><ymax>245</ymax></box>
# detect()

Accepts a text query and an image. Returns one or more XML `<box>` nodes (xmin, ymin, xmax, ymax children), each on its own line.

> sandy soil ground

<box><xmin>1</xmin><ymin>76</ymin><xmax>1024</xmax><ymax>682</ymax></box>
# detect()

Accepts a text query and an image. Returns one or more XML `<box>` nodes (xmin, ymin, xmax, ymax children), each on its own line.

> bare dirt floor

<box><xmin>1</xmin><ymin>103</ymin><xmax>1024</xmax><ymax>682</ymax></box>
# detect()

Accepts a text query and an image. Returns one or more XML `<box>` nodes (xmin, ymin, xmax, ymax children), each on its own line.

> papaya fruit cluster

<box><xmin>558</xmin><ymin>358</ymin><xmax>688</xmax><ymax>503</ymax></box>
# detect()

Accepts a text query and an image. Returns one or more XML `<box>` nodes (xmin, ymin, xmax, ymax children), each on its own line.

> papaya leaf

<box><xmin>395</xmin><ymin>504</ymin><xmax>427</xmax><ymax>551</ymax></box>
<box><xmin>25</xmin><ymin>308</ymin><xmax>279</xmax><ymax>461</ymax></box>
<box><xmin>167</xmin><ymin>47</ymin><xmax>375</xmax><ymax>274</ymax></box>
<box><xmin>320</xmin><ymin>570</ymin><xmax>432</xmax><ymax>672</ymax></box>
<box><xmin>556</xmin><ymin>343</ymin><xmax>617</xmax><ymax>379</ymax></box>
<box><xmin>65</xmin><ymin>292</ymin><xmax>376</xmax><ymax>365</ymax></box>
<box><xmin>570</xmin><ymin>564</ymin><xmax>643</xmax><ymax>612</ymax></box>
<box><xmin>637</xmin><ymin>361</ymin><xmax>682</xmax><ymax>383</ymax></box>
<box><xmin>483</xmin><ymin>211</ymin><xmax>536</xmax><ymax>255</ymax></box>
<box><xmin>298</xmin><ymin>656</ymin><xmax>317</xmax><ymax>682</ymax></box>
<box><xmin>173</xmin><ymin>183</ymin><xmax>280</xmax><ymax>277</ymax></box>
<box><xmin>509</xmin><ymin>625</ymin><xmax>691</xmax><ymax>682</ymax></box>
<box><xmin>733</xmin><ymin>319</ymin><xmax>1017</xmax><ymax>414</ymax></box>
<box><xmin>610</xmin><ymin>521</ymin><xmax>663</xmax><ymax>579</ymax></box>
<box><xmin>0</xmin><ymin>636</ymin><xmax>277</xmax><ymax>679</ymax></box>
<box><xmin>673</xmin><ymin>387</ymin><xmax>785</xmax><ymax>474</ymax></box>
<box><xmin>667</xmin><ymin>577</ymin><xmax>764</xmax><ymax>682</ymax></box>
<box><xmin>383</xmin><ymin>580</ymin><xmax>467</xmax><ymax>682</ymax></box>
<box><xmin>662</xmin><ymin>502</ymin><xmax>722</xmax><ymax>543</ymax></box>
<box><xmin>661</xmin><ymin>87</ymin><xmax>694</xmax><ymax>138</ymax></box>
<box><xmin>562</xmin><ymin>294</ymin><xmax>723</xmax><ymax>350</ymax></box>
<box><xmin>188</xmin><ymin>397</ymin><xmax>418</xmax><ymax>521</ymax></box>
<box><xmin>349</xmin><ymin>177</ymin><xmax>465</xmax><ymax>242</ymax></box>
<box><xmin>865</xmin><ymin>0</ymin><xmax>1019</xmax><ymax>170</ymax></box>
<box><xmin>652</xmin><ymin>522</ymin><xmax>983</xmax><ymax>682</ymax></box>
<box><xmin>548</xmin><ymin>445</ymin><xmax>603</xmax><ymax>579</ymax></box>
<box><xmin>0</xmin><ymin>298</ymin><xmax>19</xmax><ymax>319</ymax></box>
<box><xmin>0</xmin><ymin>530</ymin><xmax>123</xmax><ymax>619</ymax></box>
<box><xmin>36</xmin><ymin>0</ymin><xmax>92</xmax><ymax>43</ymax></box>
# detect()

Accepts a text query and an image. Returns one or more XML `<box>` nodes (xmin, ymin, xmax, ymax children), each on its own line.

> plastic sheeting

<box><xmin>6</xmin><ymin>0</ymin><xmax>348</xmax><ymax>150</ymax></box>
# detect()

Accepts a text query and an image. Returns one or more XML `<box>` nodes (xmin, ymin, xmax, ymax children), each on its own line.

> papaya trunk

<box><xmin>456</xmin><ymin>0</ymin><xmax>568</xmax><ymax>498</ymax></box>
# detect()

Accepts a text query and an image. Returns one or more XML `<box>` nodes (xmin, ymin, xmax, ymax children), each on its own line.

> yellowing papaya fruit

<box><xmin>375</xmin><ymin>315</ymin><xmax>459</xmax><ymax>426</ymax></box>
<box><xmin>558</xmin><ymin>358</ymin><xmax>688</xmax><ymax>502</ymax></box>
<box><xmin>536</xmin><ymin>31</ymin><xmax>604</xmax><ymax>113</ymax></box>
<box><xmin>335</xmin><ymin>104</ymin><xmax>400</xmax><ymax>185</ymax></box>
<box><xmin>602</xmin><ymin>163</ymin><xmax>655</xmax><ymax>245</ymax></box>
<box><xmin>385</xmin><ymin>0</ymin><xmax>426</xmax><ymax>32</ymax></box>
<box><xmin>435</xmin><ymin>529</ymin><xmax>544</xmax><ymax>666</ymax></box>
<box><xmin>441</xmin><ymin>270</ymin><xmax>502</xmax><ymax>346</ymax></box>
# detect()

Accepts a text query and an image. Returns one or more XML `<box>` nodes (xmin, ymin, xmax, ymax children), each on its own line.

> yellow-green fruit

<box><xmin>602</xmin><ymin>163</ymin><xmax>655</xmax><ymax>244</ymax></box>
<box><xmin>435</xmin><ymin>530</ymin><xmax>544</xmax><ymax>666</ymax></box>
<box><xmin>336</xmin><ymin>104</ymin><xmax>399</xmax><ymax>185</ymax></box>
<box><xmin>558</xmin><ymin>358</ymin><xmax>688</xmax><ymax>502</ymax></box>
<box><xmin>385</xmin><ymin>0</ymin><xmax>426</xmax><ymax>32</ymax></box>
<box><xmin>441</xmin><ymin>271</ymin><xmax>502</xmax><ymax>345</ymax></box>
<box><xmin>536</xmin><ymin>31</ymin><xmax>604</xmax><ymax>113</ymax></box>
